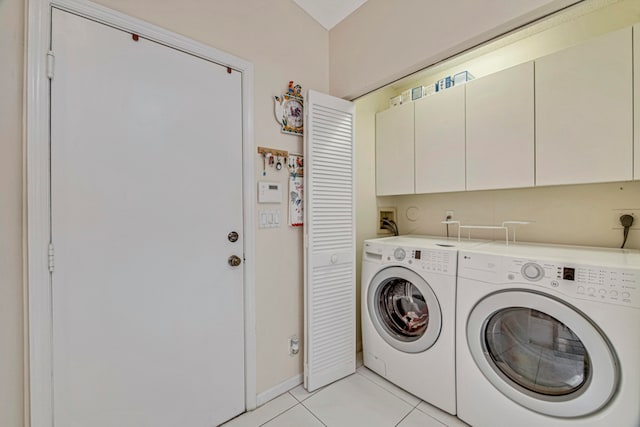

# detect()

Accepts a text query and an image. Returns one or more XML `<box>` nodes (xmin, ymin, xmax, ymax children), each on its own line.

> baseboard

<box><xmin>256</xmin><ymin>373</ymin><xmax>303</xmax><ymax>407</ymax></box>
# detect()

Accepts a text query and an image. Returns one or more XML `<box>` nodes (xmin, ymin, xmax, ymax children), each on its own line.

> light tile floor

<box><xmin>223</xmin><ymin>367</ymin><xmax>469</xmax><ymax>427</ymax></box>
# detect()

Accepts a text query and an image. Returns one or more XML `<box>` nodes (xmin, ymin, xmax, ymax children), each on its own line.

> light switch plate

<box><xmin>259</xmin><ymin>209</ymin><xmax>281</xmax><ymax>228</ymax></box>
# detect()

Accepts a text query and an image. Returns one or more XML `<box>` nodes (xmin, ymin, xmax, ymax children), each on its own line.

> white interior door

<box><xmin>51</xmin><ymin>9</ymin><xmax>245</xmax><ymax>427</ymax></box>
<box><xmin>304</xmin><ymin>90</ymin><xmax>356</xmax><ymax>391</ymax></box>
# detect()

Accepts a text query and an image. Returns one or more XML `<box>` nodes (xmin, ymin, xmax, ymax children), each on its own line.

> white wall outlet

<box><xmin>445</xmin><ymin>210</ymin><xmax>454</xmax><ymax>220</ymax></box>
<box><xmin>612</xmin><ymin>209</ymin><xmax>639</xmax><ymax>229</ymax></box>
<box><xmin>288</xmin><ymin>335</ymin><xmax>300</xmax><ymax>356</ymax></box>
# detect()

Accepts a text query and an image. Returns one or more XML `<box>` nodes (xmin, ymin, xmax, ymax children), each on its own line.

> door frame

<box><xmin>25</xmin><ymin>0</ymin><xmax>257</xmax><ymax>425</ymax></box>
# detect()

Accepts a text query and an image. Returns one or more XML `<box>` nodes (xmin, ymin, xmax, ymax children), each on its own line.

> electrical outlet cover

<box><xmin>612</xmin><ymin>209</ymin><xmax>639</xmax><ymax>229</ymax></box>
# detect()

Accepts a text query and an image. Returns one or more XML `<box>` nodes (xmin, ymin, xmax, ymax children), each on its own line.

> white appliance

<box><xmin>361</xmin><ymin>235</ymin><xmax>487</xmax><ymax>414</ymax></box>
<box><xmin>456</xmin><ymin>242</ymin><xmax>640</xmax><ymax>427</ymax></box>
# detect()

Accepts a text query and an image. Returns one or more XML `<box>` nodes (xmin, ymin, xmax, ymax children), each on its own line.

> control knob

<box><xmin>521</xmin><ymin>262</ymin><xmax>544</xmax><ymax>281</ymax></box>
<box><xmin>393</xmin><ymin>248</ymin><xmax>406</xmax><ymax>261</ymax></box>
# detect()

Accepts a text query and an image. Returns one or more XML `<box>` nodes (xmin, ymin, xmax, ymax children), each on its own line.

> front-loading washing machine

<box><xmin>361</xmin><ymin>235</ymin><xmax>487</xmax><ymax>415</ymax></box>
<box><xmin>456</xmin><ymin>242</ymin><xmax>640</xmax><ymax>426</ymax></box>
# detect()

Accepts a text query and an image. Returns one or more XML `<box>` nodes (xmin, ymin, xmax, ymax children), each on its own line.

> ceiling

<box><xmin>293</xmin><ymin>0</ymin><xmax>368</xmax><ymax>30</ymax></box>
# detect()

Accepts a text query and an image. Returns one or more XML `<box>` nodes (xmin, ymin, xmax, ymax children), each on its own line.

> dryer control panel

<box><xmin>507</xmin><ymin>258</ymin><xmax>639</xmax><ymax>308</ymax></box>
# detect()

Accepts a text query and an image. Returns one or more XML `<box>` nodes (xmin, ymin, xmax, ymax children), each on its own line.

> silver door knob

<box><xmin>228</xmin><ymin>255</ymin><xmax>242</xmax><ymax>267</ymax></box>
<box><xmin>228</xmin><ymin>231</ymin><xmax>239</xmax><ymax>242</ymax></box>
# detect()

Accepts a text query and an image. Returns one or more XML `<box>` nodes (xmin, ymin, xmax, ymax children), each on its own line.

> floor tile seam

<box><xmin>393</xmin><ymin>406</ymin><xmax>416</xmax><ymax>427</ymax></box>
<box><xmin>355</xmin><ymin>369</ymin><xmax>419</xmax><ymax>407</ymax></box>
<box><xmin>299</xmin><ymin>400</ymin><xmax>328</xmax><ymax>427</ymax></box>
<box><xmin>257</xmin><ymin>399</ymin><xmax>300</xmax><ymax>426</ymax></box>
<box><xmin>293</xmin><ymin>383</ymin><xmax>330</xmax><ymax>403</ymax></box>
<box><xmin>407</xmin><ymin>406</ymin><xmax>450</xmax><ymax>427</ymax></box>
<box><xmin>414</xmin><ymin>402</ymin><xmax>454</xmax><ymax>425</ymax></box>
<box><xmin>288</xmin><ymin>389</ymin><xmax>304</xmax><ymax>403</ymax></box>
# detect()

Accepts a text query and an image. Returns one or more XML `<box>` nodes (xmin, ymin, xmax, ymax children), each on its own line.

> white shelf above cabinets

<box><xmin>535</xmin><ymin>26</ymin><xmax>633</xmax><ymax>186</ymax></box>
<box><xmin>375</xmin><ymin>102</ymin><xmax>415</xmax><ymax>196</ymax></box>
<box><xmin>465</xmin><ymin>61</ymin><xmax>535</xmax><ymax>191</ymax></box>
<box><xmin>414</xmin><ymin>85</ymin><xmax>466</xmax><ymax>194</ymax></box>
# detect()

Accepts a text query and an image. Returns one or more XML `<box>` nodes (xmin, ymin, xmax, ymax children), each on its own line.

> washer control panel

<box><xmin>373</xmin><ymin>246</ymin><xmax>455</xmax><ymax>274</ymax></box>
<box><xmin>508</xmin><ymin>258</ymin><xmax>639</xmax><ymax>308</ymax></box>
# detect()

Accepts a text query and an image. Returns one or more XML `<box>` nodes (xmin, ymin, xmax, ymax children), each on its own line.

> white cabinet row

<box><xmin>375</xmin><ymin>26</ymin><xmax>637</xmax><ymax>196</ymax></box>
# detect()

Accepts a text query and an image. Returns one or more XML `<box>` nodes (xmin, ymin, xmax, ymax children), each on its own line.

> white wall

<box><xmin>329</xmin><ymin>0</ymin><xmax>580</xmax><ymax>99</ymax></box>
<box><xmin>0</xmin><ymin>0</ymin><xmax>25</xmax><ymax>425</ymax></box>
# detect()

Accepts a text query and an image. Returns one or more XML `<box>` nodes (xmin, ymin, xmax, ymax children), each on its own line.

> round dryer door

<box><xmin>466</xmin><ymin>290</ymin><xmax>619</xmax><ymax>418</ymax></box>
<box><xmin>368</xmin><ymin>266</ymin><xmax>442</xmax><ymax>353</ymax></box>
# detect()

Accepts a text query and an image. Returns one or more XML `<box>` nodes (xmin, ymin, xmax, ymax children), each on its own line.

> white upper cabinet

<box><xmin>635</xmin><ymin>25</ymin><xmax>639</xmax><ymax>180</ymax></box>
<box><xmin>414</xmin><ymin>85</ymin><xmax>466</xmax><ymax>194</ymax></box>
<box><xmin>535</xmin><ymin>27</ymin><xmax>633</xmax><ymax>186</ymax></box>
<box><xmin>466</xmin><ymin>62</ymin><xmax>535</xmax><ymax>191</ymax></box>
<box><xmin>375</xmin><ymin>102</ymin><xmax>415</xmax><ymax>195</ymax></box>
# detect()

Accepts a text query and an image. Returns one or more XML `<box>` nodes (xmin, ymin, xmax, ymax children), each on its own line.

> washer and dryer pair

<box><xmin>362</xmin><ymin>237</ymin><xmax>640</xmax><ymax>426</ymax></box>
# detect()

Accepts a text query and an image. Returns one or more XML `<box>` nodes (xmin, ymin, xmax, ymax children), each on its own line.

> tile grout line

<box><xmin>300</xmin><ymin>400</ymin><xmax>328</xmax><ymax>427</ymax></box>
<box><xmin>393</xmin><ymin>406</ymin><xmax>415</xmax><ymax>427</ymax></box>
<box><xmin>355</xmin><ymin>369</ymin><xmax>420</xmax><ymax>407</ymax></box>
<box><xmin>256</xmin><ymin>398</ymin><xmax>300</xmax><ymax>427</ymax></box>
<box><xmin>288</xmin><ymin>390</ymin><xmax>303</xmax><ymax>403</ymax></box>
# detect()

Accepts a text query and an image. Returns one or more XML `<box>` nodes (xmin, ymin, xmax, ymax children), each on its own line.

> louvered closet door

<box><xmin>304</xmin><ymin>90</ymin><xmax>356</xmax><ymax>391</ymax></box>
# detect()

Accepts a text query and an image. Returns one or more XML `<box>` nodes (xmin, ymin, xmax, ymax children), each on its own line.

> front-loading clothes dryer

<box><xmin>361</xmin><ymin>235</ymin><xmax>487</xmax><ymax>415</ymax></box>
<box><xmin>456</xmin><ymin>242</ymin><xmax>640</xmax><ymax>427</ymax></box>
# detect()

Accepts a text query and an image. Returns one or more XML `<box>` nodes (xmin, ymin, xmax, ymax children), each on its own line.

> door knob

<box><xmin>228</xmin><ymin>255</ymin><xmax>242</xmax><ymax>267</ymax></box>
<box><xmin>228</xmin><ymin>231</ymin><xmax>239</xmax><ymax>242</ymax></box>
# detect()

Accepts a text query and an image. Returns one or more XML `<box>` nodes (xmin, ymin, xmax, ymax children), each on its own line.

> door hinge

<box><xmin>46</xmin><ymin>51</ymin><xmax>55</xmax><ymax>79</ymax></box>
<box><xmin>48</xmin><ymin>243</ymin><xmax>55</xmax><ymax>273</ymax></box>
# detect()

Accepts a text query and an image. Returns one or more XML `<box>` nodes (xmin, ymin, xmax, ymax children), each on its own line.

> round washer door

<box><xmin>467</xmin><ymin>290</ymin><xmax>619</xmax><ymax>418</ymax></box>
<box><xmin>368</xmin><ymin>266</ymin><xmax>442</xmax><ymax>353</ymax></box>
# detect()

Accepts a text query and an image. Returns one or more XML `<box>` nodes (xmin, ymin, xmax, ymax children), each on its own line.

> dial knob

<box><xmin>521</xmin><ymin>262</ymin><xmax>544</xmax><ymax>281</ymax></box>
<box><xmin>393</xmin><ymin>248</ymin><xmax>406</xmax><ymax>261</ymax></box>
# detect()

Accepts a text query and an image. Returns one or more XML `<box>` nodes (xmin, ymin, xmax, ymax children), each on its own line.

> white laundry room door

<box><xmin>50</xmin><ymin>9</ymin><xmax>244</xmax><ymax>427</ymax></box>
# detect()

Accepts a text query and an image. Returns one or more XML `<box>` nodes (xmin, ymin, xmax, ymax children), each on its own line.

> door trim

<box><xmin>25</xmin><ymin>1</ymin><xmax>257</xmax><ymax>425</ymax></box>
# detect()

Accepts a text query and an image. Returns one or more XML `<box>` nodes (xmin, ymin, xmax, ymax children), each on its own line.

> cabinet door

<box><xmin>466</xmin><ymin>62</ymin><xmax>534</xmax><ymax>190</ymax></box>
<box><xmin>375</xmin><ymin>102</ymin><xmax>415</xmax><ymax>195</ymax></box>
<box><xmin>536</xmin><ymin>27</ymin><xmax>633</xmax><ymax>186</ymax></box>
<box><xmin>635</xmin><ymin>25</ymin><xmax>639</xmax><ymax>180</ymax></box>
<box><xmin>414</xmin><ymin>85</ymin><xmax>466</xmax><ymax>193</ymax></box>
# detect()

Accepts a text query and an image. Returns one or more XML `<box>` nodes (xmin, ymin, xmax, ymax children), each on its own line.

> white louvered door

<box><xmin>304</xmin><ymin>90</ymin><xmax>356</xmax><ymax>391</ymax></box>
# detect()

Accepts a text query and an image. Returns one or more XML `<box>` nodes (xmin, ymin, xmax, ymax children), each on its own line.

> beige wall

<box><xmin>0</xmin><ymin>0</ymin><xmax>25</xmax><ymax>425</ymax></box>
<box><xmin>329</xmin><ymin>0</ymin><xmax>580</xmax><ymax>99</ymax></box>
<box><xmin>354</xmin><ymin>85</ymin><xmax>395</xmax><ymax>353</ymax></box>
<box><xmin>379</xmin><ymin>181</ymin><xmax>640</xmax><ymax>249</ymax></box>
